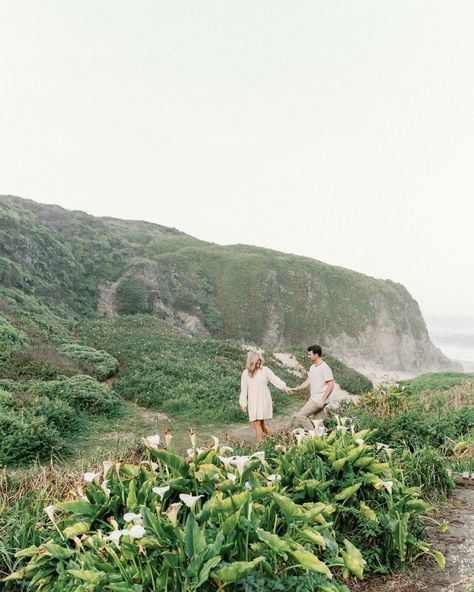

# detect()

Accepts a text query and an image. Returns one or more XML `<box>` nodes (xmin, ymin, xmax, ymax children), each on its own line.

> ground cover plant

<box><xmin>3</xmin><ymin>420</ymin><xmax>444</xmax><ymax>591</ymax></box>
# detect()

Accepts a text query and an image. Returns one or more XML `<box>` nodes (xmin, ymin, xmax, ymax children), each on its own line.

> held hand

<box><xmin>285</xmin><ymin>387</ymin><xmax>293</xmax><ymax>395</ymax></box>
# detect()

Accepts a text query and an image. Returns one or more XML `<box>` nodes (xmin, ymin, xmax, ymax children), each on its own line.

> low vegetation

<box><xmin>2</xmin><ymin>422</ymin><xmax>444</xmax><ymax>591</ymax></box>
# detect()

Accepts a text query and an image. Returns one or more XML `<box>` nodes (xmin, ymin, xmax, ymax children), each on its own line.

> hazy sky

<box><xmin>1</xmin><ymin>1</ymin><xmax>473</xmax><ymax>317</ymax></box>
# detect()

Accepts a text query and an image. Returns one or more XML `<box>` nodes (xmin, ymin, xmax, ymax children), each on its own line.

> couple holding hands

<box><xmin>239</xmin><ymin>345</ymin><xmax>335</xmax><ymax>442</ymax></box>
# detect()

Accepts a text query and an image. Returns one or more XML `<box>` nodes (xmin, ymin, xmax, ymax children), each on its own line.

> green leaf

<box><xmin>301</xmin><ymin>528</ymin><xmax>326</xmax><ymax>548</ymax></box>
<box><xmin>256</xmin><ymin>528</ymin><xmax>291</xmax><ymax>554</ymax></box>
<box><xmin>66</xmin><ymin>569</ymin><xmax>106</xmax><ymax>583</ymax></box>
<box><xmin>149</xmin><ymin>448</ymin><xmax>190</xmax><ymax>477</ymax></box>
<box><xmin>359</xmin><ymin>501</ymin><xmax>378</xmax><ymax>522</ymax></box>
<box><xmin>63</xmin><ymin>522</ymin><xmax>91</xmax><ymax>539</ymax></box>
<box><xmin>57</xmin><ymin>500</ymin><xmax>96</xmax><ymax>516</ymax></box>
<box><xmin>211</xmin><ymin>557</ymin><xmax>264</xmax><ymax>583</ymax></box>
<box><xmin>272</xmin><ymin>493</ymin><xmax>305</xmax><ymax>519</ymax></box>
<box><xmin>289</xmin><ymin>549</ymin><xmax>332</xmax><ymax>577</ymax></box>
<box><xmin>126</xmin><ymin>479</ymin><xmax>137</xmax><ymax>510</ymax></box>
<box><xmin>334</xmin><ymin>482</ymin><xmax>361</xmax><ymax>501</ymax></box>
<box><xmin>220</xmin><ymin>506</ymin><xmax>243</xmax><ymax>537</ymax></box>
<box><xmin>184</xmin><ymin>513</ymin><xmax>206</xmax><ymax>558</ymax></box>
<box><xmin>195</xmin><ymin>555</ymin><xmax>222</xmax><ymax>588</ymax></box>
<box><xmin>43</xmin><ymin>543</ymin><xmax>75</xmax><ymax>560</ymax></box>
<box><xmin>341</xmin><ymin>539</ymin><xmax>366</xmax><ymax>579</ymax></box>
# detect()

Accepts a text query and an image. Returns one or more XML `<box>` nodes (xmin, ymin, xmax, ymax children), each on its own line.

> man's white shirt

<box><xmin>308</xmin><ymin>361</ymin><xmax>334</xmax><ymax>403</ymax></box>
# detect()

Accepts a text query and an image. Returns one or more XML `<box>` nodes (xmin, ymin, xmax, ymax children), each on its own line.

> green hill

<box><xmin>0</xmin><ymin>195</ymin><xmax>455</xmax><ymax>373</ymax></box>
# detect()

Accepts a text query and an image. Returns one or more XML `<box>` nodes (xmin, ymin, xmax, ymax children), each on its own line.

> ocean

<box><xmin>425</xmin><ymin>315</ymin><xmax>474</xmax><ymax>367</ymax></box>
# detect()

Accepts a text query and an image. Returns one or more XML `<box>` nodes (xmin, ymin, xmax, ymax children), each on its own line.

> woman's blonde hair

<box><xmin>246</xmin><ymin>351</ymin><xmax>264</xmax><ymax>377</ymax></box>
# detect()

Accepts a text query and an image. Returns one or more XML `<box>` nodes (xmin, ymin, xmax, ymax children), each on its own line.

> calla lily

<box><xmin>123</xmin><ymin>512</ymin><xmax>142</xmax><ymax>524</ymax></box>
<box><xmin>219</xmin><ymin>446</ymin><xmax>234</xmax><ymax>454</ymax></box>
<box><xmin>310</xmin><ymin>419</ymin><xmax>325</xmax><ymax>430</ymax></box>
<box><xmin>101</xmin><ymin>480</ymin><xmax>111</xmax><ymax>496</ymax></box>
<box><xmin>244</xmin><ymin>481</ymin><xmax>253</xmax><ymax>490</ymax></box>
<box><xmin>164</xmin><ymin>502</ymin><xmax>182</xmax><ymax>526</ymax></box>
<box><xmin>355</xmin><ymin>438</ymin><xmax>364</xmax><ymax>446</ymax></box>
<box><xmin>292</xmin><ymin>429</ymin><xmax>309</xmax><ymax>446</ymax></box>
<box><xmin>83</xmin><ymin>472</ymin><xmax>100</xmax><ymax>483</ymax></box>
<box><xmin>375</xmin><ymin>480</ymin><xmax>393</xmax><ymax>494</ymax></box>
<box><xmin>267</xmin><ymin>474</ymin><xmax>281</xmax><ymax>482</ymax></box>
<box><xmin>44</xmin><ymin>505</ymin><xmax>55</xmax><ymax>522</ymax></box>
<box><xmin>218</xmin><ymin>456</ymin><xmax>234</xmax><ymax>470</ymax></box>
<box><xmin>152</xmin><ymin>486</ymin><xmax>170</xmax><ymax>498</ymax></box>
<box><xmin>123</xmin><ymin>524</ymin><xmax>146</xmax><ymax>539</ymax></box>
<box><xmin>102</xmin><ymin>461</ymin><xmax>115</xmax><ymax>474</ymax></box>
<box><xmin>250</xmin><ymin>451</ymin><xmax>265</xmax><ymax>460</ymax></box>
<box><xmin>179</xmin><ymin>493</ymin><xmax>203</xmax><ymax>510</ymax></box>
<box><xmin>105</xmin><ymin>529</ymin><xmax>123</xmax><ymax>544</ymax></box>
<box><xmin>143</xmin><ymin>434</ymin><xmax>161</xmax><ymax>449</ymax></box>
<box><xmin>188</xmin><ymin>428</ymin><xmax>196</xmax><ymax>448</ymax></box>
<box><xmin>228</xmin><ymin>455</ymin><xmax>251</xmax><ymax>475</ymax></box>
<box><xmin>274</xmin><ymin>444</ymin><xmax>286</xmax><ymax>452</ymax></box>
<box><xmin>226</xmin><ymin>473</ymin><xmax>237</xmax><ymax>483</ymax></box>
<box><xmin>186</xmin><ymin>447</ymin><xmax>204</xmax><ymax>458</ymax></box>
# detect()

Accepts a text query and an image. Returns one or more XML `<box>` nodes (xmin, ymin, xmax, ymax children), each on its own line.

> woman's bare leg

<box><xmin>261</xmin><ymin>420</ymin><xmax>273</xmax><ymax>436</ymax></box>
<box><xmin>252</xmin><ymin>420</ymin><xmax>265</xmax><ymax>443</ymax></box>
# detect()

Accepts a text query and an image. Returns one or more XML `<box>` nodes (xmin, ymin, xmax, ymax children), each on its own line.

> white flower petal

<box><xmin>152</xmin><ymin>486</ymin><xmax>170</xmax><ymax>498</ymax></box>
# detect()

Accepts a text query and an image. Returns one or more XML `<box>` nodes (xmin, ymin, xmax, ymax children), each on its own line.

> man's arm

<box><xmin>321</xmin><ymin>380</ymin><xmax>334</xmax><ymax>405</ymax></box>
<box><xmin>290</xmin><ymin>378</ymin><xmax>310</xmax><ymax>393</ymax></box>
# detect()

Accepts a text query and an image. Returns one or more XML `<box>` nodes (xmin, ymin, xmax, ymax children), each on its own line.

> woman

<box><xmin>239</xmin><ymin>351</ymin><xmax>291</xmax><ymax>442</ymax></box>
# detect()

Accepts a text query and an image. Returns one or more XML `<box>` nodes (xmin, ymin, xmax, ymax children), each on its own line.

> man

<box><xmin>290</xmin><ymin>344</ymin><xmax>334</xmax><ymax>430</ymax></box>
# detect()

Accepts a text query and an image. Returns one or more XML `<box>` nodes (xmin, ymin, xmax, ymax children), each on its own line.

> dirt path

<box><xmin>423</xmin><ymin>486</ymin><xmax>474</xmax><ymax>591</ymax></box>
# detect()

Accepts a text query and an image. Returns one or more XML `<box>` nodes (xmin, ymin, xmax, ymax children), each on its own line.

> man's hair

<box><xmin>307</xmin><ymin>344</ymin><xmax>322</xmax><ymax>356</ymax></box>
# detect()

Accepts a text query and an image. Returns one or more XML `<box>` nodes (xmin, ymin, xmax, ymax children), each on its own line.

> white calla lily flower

<box><xmin>179</xmin><ymin>493</ymin><xmax>203</xmax><ymax>510</ymax></box>
<box><xmin>267</xmin><ymin>474</ymin><xmax>281</xmax><ymax>482</ymax></box>
<box><xmin>152</xmin><ymin>486</ymin><xmax>170</xmax><ymax>498</ymax></box>
<box><xmin>102</xmin><ymin>461</ymin><xmax>115</xmax><ymax>474</ymax></box>
<box><xmin>83</xmin><ymin>472</ymin><xmax>100</xmax><ymax>483</ymax></box>
<box><xmin>164</xmin><ymin>502</ymin><xmax>182</xmax><ymax>526</ymax></box>
<box><xmin>250</xmin><ymin>451</ymin><xmax>265</xmax><ymax>460</ymax></box>
<box><xmin>228</xmin><ymin>455</ymin><xmax>251</xmax><ymax>475</ymax></box>
<box><xmin>123</xmin><ymin>512</ymin><xmax>142</xmax><ymax>524</ymax></box>
<box><xmin>143</xmin><ymin>434</ymin><xmax>161</xmax><ymax>449</ymax></box>
<box><xmin>226</xmin><ymin>473</ymin><xmax>237</xmax><ymax>483</ymax></box>
<box><xmin>355</xmin><ymin>438</ymin><xmax>365</xmax><ymax>446</ymax></box>
<box><xmin>105</xmin><ymin>529</ymin><xmax>123</xmax><ymax>544</ymax></box>
<box><xmin>123</xmin><ymin>524</ymin><xmax>146</xmax><ymax>539</ymax></box>
<box><xmin>44</xmin><ymin>505</ymin><xmax>56</xmax><ymax>522</ymax></box>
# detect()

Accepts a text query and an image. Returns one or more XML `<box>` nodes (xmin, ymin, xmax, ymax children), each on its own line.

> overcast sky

<box><xmin>1</xmin><ymin>1</ymin><xmax>473</xmax><ymax>317</ymax></box>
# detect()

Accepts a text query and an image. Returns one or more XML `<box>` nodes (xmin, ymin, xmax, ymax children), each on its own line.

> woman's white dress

<box><xmin>239</xmin><ymin>366</ymin><xmax>287</xmax><ymax>422</ymax></box>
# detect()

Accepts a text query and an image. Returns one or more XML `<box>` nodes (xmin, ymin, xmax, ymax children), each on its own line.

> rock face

<box><xmin>0</xmin><ymin>195</ymin><xmax>458</xmax><ymax>374</ymax></box>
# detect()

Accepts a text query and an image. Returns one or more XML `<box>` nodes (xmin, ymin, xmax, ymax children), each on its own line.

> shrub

<box><xmin>394</xmin><ymin>446</ymin><xmax>455</xmax><ymax>500</ymax></box>
<box><xmin>60</xmin><ymin>343</ymin><xmax>119</xmax><ymax>380</ymax></box>
<box><xmin>30</xmin><ymin>375</ymin><xmax>123</xmax><ymax>417</ymax></box>
<box><xmin>0</xmin><ymin>411</ymin><xmax>62</xmax><ymax>466</ymax></box>
<box><xmin>115</xmin><ymin>276</ymin><xmax>150</xmax><ymax>315</ymax></box>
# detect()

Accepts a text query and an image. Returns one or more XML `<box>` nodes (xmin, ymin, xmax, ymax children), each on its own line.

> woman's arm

<box><xmin>265</xmin><ymin>367</ymin><xmax>289</xmax><ymax>392</ymax></box>
<box><xmin>239</xmin><ymin>371</ymin><xmax>248</xmax><ymax>411</ymax></box>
